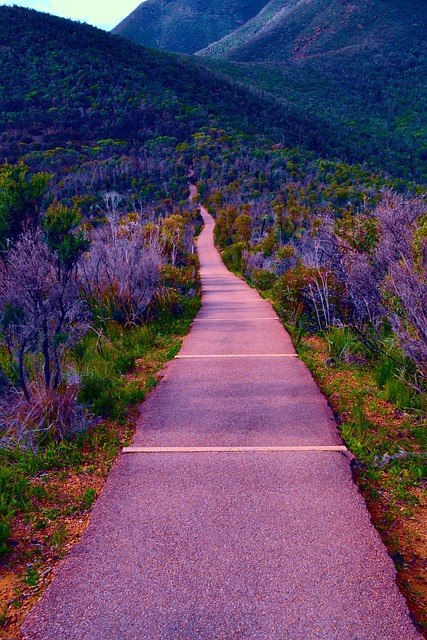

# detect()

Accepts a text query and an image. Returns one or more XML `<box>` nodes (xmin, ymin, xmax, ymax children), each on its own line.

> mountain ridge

<box><xmin>197</xmin><ymin>0</ymin><xmax>427</xmax><ymax>62</ymax></box>
<box><xmin>112</xmin><ymin>0</ymin><xmax>270</xmax><ymax>54</ymax></box>
<box><xmin>196</xmin><ymin>0</ymin><xmax>302</xmax><ymax>59</ymax></box>
<box><xmin>113</xmin><ymin>0</ymin><xmax>427</xmax><ymax>66</ymax></box>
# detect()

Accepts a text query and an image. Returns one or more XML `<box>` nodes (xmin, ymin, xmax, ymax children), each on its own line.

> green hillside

<box><xmin>0</xmin><ymin>6</ymin><xmax>343</xmax><ymax>166</ymax></box>
<box><xmin>0</xmin><ymin>5</ymin><xmax>425</xmax><ymax>180</ymax></box>
<box><xmin>112</xmin><ymin>0</ymin><xmax>270</xmax><ymax>54</ymax></box>
<box><xmin>201</xmin><ymin>47</ymin><xmax>427</xmax><ymax>182</ymax></box>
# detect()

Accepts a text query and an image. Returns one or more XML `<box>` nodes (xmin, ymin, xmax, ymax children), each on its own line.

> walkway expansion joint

<box><xmin>193</xmin><ymin>318</ymin><xmax>281</xmax><ymax>322</ymax></box>
<box><xmin>175</xmin><ymin>354</ymin><xmax>298</xmax><ymax>359</ymax></box>
<box><xmin>122</xmin><ymin>445</ymin><xmax>348</xmax><ymax>454</ymax></box>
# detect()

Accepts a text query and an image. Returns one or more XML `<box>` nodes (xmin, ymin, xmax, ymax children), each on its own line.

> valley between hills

<box><xmin>1</xmin><ymin>2</ymin><xmax>427</xmax><ymax>637</ymax></box>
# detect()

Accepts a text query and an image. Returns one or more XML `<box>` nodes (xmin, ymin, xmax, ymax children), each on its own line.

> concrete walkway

<box><xmin>22</xmin><ymin>206</ymin><xmax>421</xmax><ymax>639</ymax></box>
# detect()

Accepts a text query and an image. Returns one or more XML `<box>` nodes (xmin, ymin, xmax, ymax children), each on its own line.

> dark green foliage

<box><xmin>0</xmin><ymin>518</ymin><xmax>11</xmax><ymax>556</ymax></box>
<box><xmin>43</xmin><ymin>203</ymin><xmax>90</xmax><ymax>270</ymax></box>
<box><xmin>375</xmin><ymin>356</ymin><xmax>399</xmax><ymax>390</ymax></box>
<box><xmin>384</xmin><ymin>377</ymin><xmax>413</xmax><ymax>411</ymax></box>
<box><xmin>0</xmin><ymin>161</ymin><xmax>51</xmax><ymax>250</ymax></box>
<box><xmin>79</xmin><ymin>374</ymin><xmax>145</xmax><ymax>420</ymax></box>
<box><xmin>82</xmin><ymin>488</ymin><xmax>97</xmax><ymax>510</ymax></box>
<box><xmin>251</xmin><ymin>268</ymin><xmax>275</xmax><ymax>291</ymax></box>
<box><xmin>221</xmin><ymin>242</ymin><xmax>247</xmax><ymax>273</ymax></box>
<box><xmin>205</xmin><ymin>54</ymin><xmax>427</xmax><ymax>181</ymax></box>
<box><xmin>76</xmin><ymin>262</ymin><xmax>201</xmax><ymax>421</ymax></box>
<box><xmin>324</xmin><ymin>327</ymin><xmax>354</xmax><ymax>360</ymax></box>
<box><xmin>0</xmin><ymin>439</ymin><xmax>86</xmax><ymax>556</ymax></box>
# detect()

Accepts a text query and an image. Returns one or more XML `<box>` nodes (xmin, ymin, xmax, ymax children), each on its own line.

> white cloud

<box><xmin>2</xmin><ymin>0</ymin><xmax>143</xmax><ymax>30</ymax></box>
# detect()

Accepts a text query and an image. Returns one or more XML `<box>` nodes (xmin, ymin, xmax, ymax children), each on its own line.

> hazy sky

<box><xmin>3</xmin><ymin>0</ymin><xmax>142</xmax><ymax>31</ymax></box>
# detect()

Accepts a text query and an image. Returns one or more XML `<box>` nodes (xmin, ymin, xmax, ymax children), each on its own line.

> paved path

<box><xmin>22</xmin><ymin>205</ymin><xmax>421</xmax><ymax>639</ymax></box>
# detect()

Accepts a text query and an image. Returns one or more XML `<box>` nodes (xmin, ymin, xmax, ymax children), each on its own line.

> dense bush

<box><xmin>0</xmin><ymin>161</ymin><xmax>200</xmax><ymax>450</ymax></box>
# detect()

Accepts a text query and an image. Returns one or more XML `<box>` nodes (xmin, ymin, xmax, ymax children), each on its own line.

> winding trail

<box><xmin>22</xmin><ymin>201</ymin><xmax>421</xmax><ymax>639</ymax></box>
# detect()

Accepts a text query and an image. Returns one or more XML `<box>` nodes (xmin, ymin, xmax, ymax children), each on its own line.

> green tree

<box><xmin>43</xmin><ymin>202</ymin><xmax>90</xmax><ymax>276</ymax></box>
<box><xmin>162</xmin><ymin>214</ymin><xmax>185</xmax><ymax>266</ymax></box>
<box><xmin>233</xmin><ymin>213</ymin><xmax>252</xmax><ymax>242</ymax></box>
<box><xmin>0</xmin><ymin>161</ymin><xmax>51</xmax><ymax>250</ymax></box>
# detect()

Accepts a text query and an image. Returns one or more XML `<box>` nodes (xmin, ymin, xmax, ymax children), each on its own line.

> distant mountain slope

<box><xmin>198</xmin><ymin>0</ymin><xmax>427</xmax><ymax>62</ymax></box>
<box><xmin>112</xmin><ymin>0</ymin><xmax>270</xmax><ymax>54</ymax></box>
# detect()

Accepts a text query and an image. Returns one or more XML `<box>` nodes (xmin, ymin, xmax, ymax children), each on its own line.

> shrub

<box><xmin>0</xmin><ymin>384</ymin><xmax>89</xmax><ymax>451</ymax></box>
<box><xmin>251</xmin><ymin>268</ymin><xmax>276</xmax><ymax>290</ymax></box>
<box><xmin>161</xmin><ymin>265</ymin><xmax>199</xmax><ymax>295</ymax></box>
<box><xmin>154</xmin><ymin>289</ymin><xmax>186</xmax><ymax>318</ymax></box>
<box><xmin>272</xmin><ymin>265</ymin><xmax>312</xmax><ymax>323</ymax></box>
<box><xmin>76</xmin><ymin>322</ymin><xmax>155</xmax><ymax>420</ymax></box>
<box><xmin>325</xmin><ymin>326</ymin><xmax>353</xmax><ymax>359</ymax></box>
<box><xmin>0</xmin><ymin>227</ymin><xmax>89</xmax><ymax>399</ymax></box>
<box><xmin>81</xmin><ymin>215</ymin><xmax>163</xmax><ymax>325</ymax></box>
<box><xmin>221</xmin><ymin>241</ymin><xmax>247</xmax><ymax>273</ymax></box>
